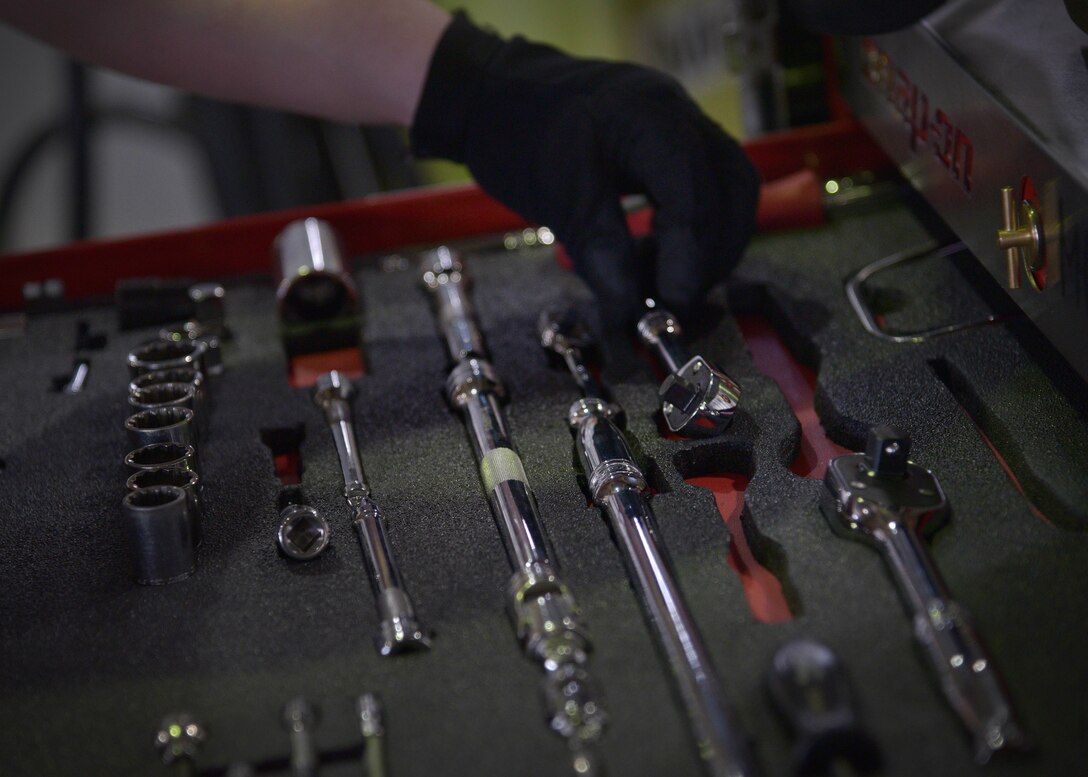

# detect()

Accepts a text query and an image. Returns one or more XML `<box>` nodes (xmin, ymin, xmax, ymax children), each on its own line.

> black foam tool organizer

<box><xmin>1</xmin><ymin>197</ymin><xmax>1086</xmax><ymax>777</ymax></box>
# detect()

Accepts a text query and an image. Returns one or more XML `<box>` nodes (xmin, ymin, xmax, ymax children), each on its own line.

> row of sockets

<box><xmin>118</xmin><ymin>317</ymin><xmax>225</xmax><ymax>584</ymax></box>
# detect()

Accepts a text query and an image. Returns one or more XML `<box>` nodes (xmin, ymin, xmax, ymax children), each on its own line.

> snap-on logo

<box><xmin>862</xmin><ymin>38</ymin><xmax>973</xmax><ymax>193</ymax></box>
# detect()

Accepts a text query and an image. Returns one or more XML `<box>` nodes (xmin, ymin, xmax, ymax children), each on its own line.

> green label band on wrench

<box><xmin>480</xmin><ymin>448</ymin><xmax>529</xmax><ymax>493</ymax></box>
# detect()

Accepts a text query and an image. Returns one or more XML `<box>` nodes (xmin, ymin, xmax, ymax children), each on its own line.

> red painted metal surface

<box><xmin>0</xmin><ymin>120</ymin><xmax>891</xmax><ymax>312</ymax></box>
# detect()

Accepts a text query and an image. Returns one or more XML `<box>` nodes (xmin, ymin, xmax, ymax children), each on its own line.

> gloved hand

<box><xmin>411</xmin><ymin>12</ymin><xmax>759</xmax><ymax>328</ymax></box>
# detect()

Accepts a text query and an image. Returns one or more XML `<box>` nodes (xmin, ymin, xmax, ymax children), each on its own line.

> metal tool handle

<box><xmin>330</xmin><ymin>410</ymin><xmax>370</xmax><ymax>501</ymax></box>
<box><xmin>637</xmin><ymin>309</ymin><xmax>688</xmax><ymax>375</ymax></box>
<box><xmin>874</xmin><ymin>505</ymin><xmax>1024</xmax><ymax>763</ymax></box>
<box><xmin>421</xmin><ymin>246</ymin><xmax>487</xmax><ymax>361</ymax></box>
<box><xmin>313</xmin><ymin>371</ymin><xmax>429</xmax><ymax>655</ymax></box>
<box><xmin>448</xmin><ymin>358</ymin><xmax>552</xmax><ymax>570</ymax></box>
<box><xmin>572</xmin><ymin>405</ymin><xmax>761</xmax><ymax>777</ymax></box>
<box><xmin>353</xmin><ymin>497</ymin><xmax>429</xmax><ymax>655</ymax></box>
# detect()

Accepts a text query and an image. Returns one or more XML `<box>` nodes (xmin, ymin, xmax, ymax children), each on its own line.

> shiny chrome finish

<box><xmin>128</xmin><ymin>338</ymin><xmax>207</xmax><ymax>378</ymax></box>
<box><xmin>425</xmin><ymin>258</ymin><xmax>606</xmax><ymax>765</ymax></box>
<box><xmin>312</xmin><ymin>370</ymin><xmax>429</xmax><ymax>655</ymax></box>
<box><xmin>125</xmin><ymin>442</ymin><xmax>199</xmax><ymax>477</ymax></box>
<box><xmin>127</xmin><ymin>467</ymin><xmax>203</xmax><ymax>548</ymax></box>
<box><xmin>131</xmin><ymin>367</ymin><xmax>208</xmax><ymax>422</ymax></box>
<box><xmin>122</xmin><ymin>486</ymin><xmax>195</xmax><ymax>585</ymax></box>
<box><xmin>125</xmin><ymin>406</ymin><xmax>196</xmax><ymax>450</ymax></box>
<box><xmin>275</xmin><ymin>218</ymin><xmax>358</xmax><ymax>324</ymax></box>
<box><xmin>636</xmin><ymin>309</ymin><xmax>740</xmax><ymax>437</ymax></box>
<box><xmin>357</xmin><ymin>694</ymin><xmax>387</xmax><ymax>777</ymax></box>
<box><xmin>420</xmin><ymin>246</ymin><xmax>487</xmax><ymax>361</ymax></box>
<box><xmin>844</xmin><ymin>242</ymin><xmax>999</xmax><ymax>343</ymax></box>
<box><xmin>824</xmin><ymin>427</ymin><xmax>1027</xmax><ymax>763</ymax></box>
<box><xmin>277</xmin><ymin>504</ymin><xmax>331</xmax><ymax>561</ymax></box>
<box><xmin>569</xmin><ymin>399</ymin><xmax>762</xmax><ymax>777</ymax></box>
<box><xmin>161</xmin><ymin>321</ymin><xmax>223</xmax><ymax>375</ymax></box>
<box><xmin>538</xmin><ymin>307</ymin><xmax>624</xmax><ymax>425</ymax></box>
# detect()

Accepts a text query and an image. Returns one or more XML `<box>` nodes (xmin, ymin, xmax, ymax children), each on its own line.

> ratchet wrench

<box><xmin>823</xmin><ymin>426</ymin><xmax>1027</xmax><ymax>763</ymax></box>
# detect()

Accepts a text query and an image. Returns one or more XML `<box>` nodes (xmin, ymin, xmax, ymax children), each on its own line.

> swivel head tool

<box><xmin>823</xmin><ymin>427</ymin><xmax>1027</xmax><ymax>762</ymax></box>
<box><xmin>823</xmin><ymin>425</ymin><xmax>947</xmax><ymax>540</ymax></box>
<box><xmin>637</xmin><ymin>309</ymin><xmax>740</xmax><ymax>437</ymax></box>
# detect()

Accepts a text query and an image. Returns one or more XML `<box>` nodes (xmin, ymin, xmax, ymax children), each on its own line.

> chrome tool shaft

<box><xmin>423</xmin><ymin>251</ymin><xmax>606</xmax><ymax>770</ymax></box>
<box><xmin>313</xmin><ymin>371</ymin><xmax>429</xmax><ymax>656</ymax></box>
<box><xmin>824</xmin><ymin>426</ymin><xmax>1027</xmax><ymax>763</ymax></box>
<box><xmin>542</xmin><ymin>306</ymin><xmax>761</xmax><ymax>776</ymax></box>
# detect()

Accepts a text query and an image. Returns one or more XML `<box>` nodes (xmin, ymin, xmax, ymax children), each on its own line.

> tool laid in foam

<box><xmin>823</xmin><ymin>426</ymin><xmax>1028</xmax><ymax>764</ymax></box>
<box><xmin>637</xmin><ymin>308</ymin><xmax>740</xmax><ymax>437</ymax></box>
<box><xmin>541</xmin><ymin>304</ymin><xmax>762</xmax><ymax>777</ymax></box>
<box><xmin>423</xmin><ymin>249</ymin><xmax>606</xmax><ymax>774</ymax></box>
<box><xmin>313</xmin><ymin>370</ymin><xmax>429</xmax><ymax>655</ymax></box>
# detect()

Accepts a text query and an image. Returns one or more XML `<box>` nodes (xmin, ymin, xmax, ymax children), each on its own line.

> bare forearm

<box><xmin>0</xmin><ymin>0</ymin><xmax>451</xmax><ymax>125</ymax></box>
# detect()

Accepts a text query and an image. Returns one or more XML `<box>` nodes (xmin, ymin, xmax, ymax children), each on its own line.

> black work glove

<box><xmin>411</xmin><ymin>13</ymin><xmax>759</xmax><ymax>328</ymax></box>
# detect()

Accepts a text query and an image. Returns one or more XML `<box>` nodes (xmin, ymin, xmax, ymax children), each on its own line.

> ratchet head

<box><xmin>824</xmin><ymin>426</ymin><xmax>947</xmax><ymax>539</ymax></box>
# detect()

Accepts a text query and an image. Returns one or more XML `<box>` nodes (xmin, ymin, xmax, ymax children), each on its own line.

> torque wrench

<box><xmin>823</xmin><ymin>426</ymin><xmax>1027</xmax><ymax>763</ymax></box>
<box><xmin>541</xmin><ymin>305</ymin><xmax>759</xmax><ymax>776</ymax></box>
<box><xmin>636</xmin><ymin>309</ymin><xmax>740</xmax><ymax>437</ymax></box>
<box><xmin>424</xmin><ymin>253</ymin><xmax>606</xmax><ymax>767</ymax></box>
<box><xmin>766</xmin><ymin>639</ymin><xmax>882</xmax><ymax>776</ymax></box>
<box><xmin>313</xmin><ymin>370</ymin><xmax>429</xmax><ymax>655</ymax></box>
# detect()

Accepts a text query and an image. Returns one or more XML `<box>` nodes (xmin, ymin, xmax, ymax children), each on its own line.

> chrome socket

<box><xmin>128</xmin><ymin>338</ymin><xmax>207</xmax><ymax>377</ymax></box>
<box><xmin>125</xmin><ymin>406</ymin><xmax>196</xmax><ymax>450</ymax></box>
<box><xmin>124</xmin><ymin>442</ymin><xmax>199</xmax><ymax>477</ymax></box>
<box><xmin>122</xmin><ymin>485</ymin><xmax>195</xmax><ymax>584</ymax></box>
<box><xmin>276</xmin><ymin>504</ymin><xmax>331</xmax><ymax>561</ymax></box>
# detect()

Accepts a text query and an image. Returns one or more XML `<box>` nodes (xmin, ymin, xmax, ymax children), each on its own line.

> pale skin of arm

<box><xmin>0</xmin><ymin>0</ymin><xmax>452</xmax><ymax>126</ymax></box>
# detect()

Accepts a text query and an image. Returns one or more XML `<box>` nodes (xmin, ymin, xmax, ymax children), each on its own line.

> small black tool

<box><xmin>766</xmin><ymin>639</ymin><xmax>881</xmax><ymax>777</ymax></box>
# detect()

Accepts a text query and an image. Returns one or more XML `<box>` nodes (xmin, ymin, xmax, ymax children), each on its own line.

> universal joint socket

<box><xmin>637</xmin><ymin>309</ymin><xmax>740</xmax><ymax>438</ymax></box>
